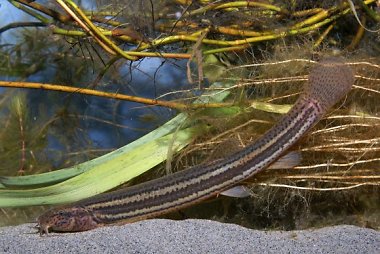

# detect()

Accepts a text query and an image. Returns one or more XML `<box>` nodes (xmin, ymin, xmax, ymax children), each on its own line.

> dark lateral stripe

<box><xmin>83</xmin><ymin>97</ymin><xmax>321</xmax><ymax>223</ymax></box>
<box><xmin>37</xmin><ymin>58</ymin><xmax>354</xmax><ymax>233</ymax></box>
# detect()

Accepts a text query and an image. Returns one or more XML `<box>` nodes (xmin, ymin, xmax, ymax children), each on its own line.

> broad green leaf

<box><xmin>0</xmin><ymin>124</ymin><xmax>206</xmax><ymax>206</ymax></box>
<box><xmin>0</xmin><ymin>81</ymin><xmax>233</xmax><ymax>189</ymax></box>
<box><xmin>0</xmin><ymin>81</ymin><xmax>233</xmax><ymax>207</ymax></box>
<box><xmin>0</xmin><ymin>113</ymin><xmax>188</xmax><ymax>188</ymax></box>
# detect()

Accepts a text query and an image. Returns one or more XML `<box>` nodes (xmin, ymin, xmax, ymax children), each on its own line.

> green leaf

<box><xmin>0</xmin><ymin>124</ymin><xmax>206</xmax><ymax>206</ymax></box>
<box><xmin>0</xmin><ymin>81</ymin><xmax>234</xmax><ymax>189</ymax></box>
<box><xmin>0</xmin><ymin>81</ymin><xmax>233</xmax><ymax>207</ymax></box>
<box><xmin>0</xmin><ymin>113</ymin><xmax>188</xmax><ymax>188</ymax></box>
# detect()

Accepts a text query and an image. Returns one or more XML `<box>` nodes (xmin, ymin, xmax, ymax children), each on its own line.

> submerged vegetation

<box><xmin>0</xmin><ymin>0</ymin><xmax>379</xmax><ymax>229</ymax></box>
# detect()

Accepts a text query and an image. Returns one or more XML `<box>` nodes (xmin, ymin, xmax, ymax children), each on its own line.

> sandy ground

<box><xmin>0</xmin><ymin>219</ymin><xmax>379</xmax><ymax>254</ymax></box>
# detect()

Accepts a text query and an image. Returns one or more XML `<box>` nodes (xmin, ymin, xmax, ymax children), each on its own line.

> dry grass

<box><xmin>171</xmin><ymin>56</ymin><xmax>380</xmax><ymax>229</ymax></box>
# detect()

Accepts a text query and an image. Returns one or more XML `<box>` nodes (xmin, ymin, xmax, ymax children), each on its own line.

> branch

<box><xmin>0</xmin><ymin>22</ymin><xmax>45</xmax><ymax>34</ymax></box>
<box><xmin>0</xmin><ymin>81</ymin><xmax>232</xmax><ymax>110</ymax></box>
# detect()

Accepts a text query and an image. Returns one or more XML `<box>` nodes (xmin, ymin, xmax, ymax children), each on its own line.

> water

<box><xmin>0</xmin><ymin>0</ymin><xmax>379</xmax><ymax>230</ymax></box>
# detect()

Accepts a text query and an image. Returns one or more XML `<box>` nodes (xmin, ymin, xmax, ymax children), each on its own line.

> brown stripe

<box><xmin>37</xmin><ymin>57</ymin><xmax>354</xmax><ymax>233</ymax></box>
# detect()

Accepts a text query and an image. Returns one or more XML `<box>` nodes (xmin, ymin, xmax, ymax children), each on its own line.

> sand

<box><xmin>0</xmin><ymin>219</ymin><xmax>379</xmax><ymax>253</ymax></box>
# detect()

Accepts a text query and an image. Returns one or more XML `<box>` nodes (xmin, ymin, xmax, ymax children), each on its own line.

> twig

<box><xmin>0</xmin><ymin>81</ymin><xmax>233</xmax><ymax>110</ymax></box>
